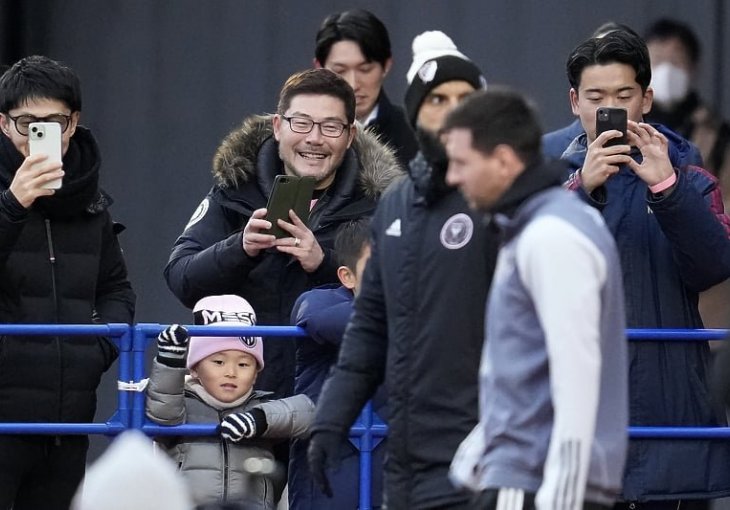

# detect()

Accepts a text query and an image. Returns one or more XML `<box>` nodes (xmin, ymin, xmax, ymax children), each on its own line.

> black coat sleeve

<box><xmin>164</xmin><ymin>193</ymin><xmax>261</xmax><ymax>308</ymax></box>
<box><xmin>95</xmin><ymin>212</ymin><xmax>135</xmax><ymax>325</ymax></box>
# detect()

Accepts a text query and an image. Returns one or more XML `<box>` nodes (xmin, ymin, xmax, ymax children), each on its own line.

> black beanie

<box><xmin>404</xmin><ymin>31</ymin><xmax>487</xmax><ymax>128</ymax></box>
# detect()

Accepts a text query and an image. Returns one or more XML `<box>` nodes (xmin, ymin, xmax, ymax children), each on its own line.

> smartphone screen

<box><xmin>28</xmin><ymin>122</ymin><xmax>63</xmax><ymax>189</ymax></box>
<box><xmin>595</xmin><ymin>107</ymin><xmax>628</xmax><ymax>147</ymax></box>
<box><xmin>264</xmin><ymin>175</ymin><xmax>315</xmax><ymax>238</ymax></box>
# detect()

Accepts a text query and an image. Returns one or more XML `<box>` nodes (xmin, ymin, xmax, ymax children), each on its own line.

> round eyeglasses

<box><xmin>281</xmin><ymin>115</ymin><xmax>349</xmax><ymax>138</ymax></box>
<box><xmin>7</xmin><ymin>114</ymin><xmax>73</xmax><ymax>136</ymax></box>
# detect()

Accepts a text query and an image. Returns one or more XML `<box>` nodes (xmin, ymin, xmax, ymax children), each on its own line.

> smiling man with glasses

<box><xmin>166</xmin><ymin>64</ymin><xmax>400</xmax><ymax>424</ymax></box>
<box><xmin>0</xmin><ymin>55</ymin><xmax>135</xmax><ymax>510</ymax></box>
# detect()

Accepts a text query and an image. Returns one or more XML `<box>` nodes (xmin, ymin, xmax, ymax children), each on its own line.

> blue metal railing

<box><xmin>0</xmin><ymin>324</ymin><xmax>727</xmax><ymax>509</ymax></box>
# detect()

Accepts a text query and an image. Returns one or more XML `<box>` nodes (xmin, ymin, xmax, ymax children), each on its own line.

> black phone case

<box><xmin>264</xmin><ymin>175</ymin><xmax>316</xmax><ymax>238</ymax></box>
<box><xmin>596</xmin><ymin>107</ymin><xmax>628</xmax><ymax>147</ymax></box>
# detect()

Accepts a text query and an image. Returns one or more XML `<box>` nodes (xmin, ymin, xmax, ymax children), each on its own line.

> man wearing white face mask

<box><xmin>645</xmin><ymin>18</ymin><xmax>730</xmax><ymax>203</ymax></box>
<box><xmin>645</xmin><ymin>18</ymin><xmax>730</xmax><ymax>330</ymax></box>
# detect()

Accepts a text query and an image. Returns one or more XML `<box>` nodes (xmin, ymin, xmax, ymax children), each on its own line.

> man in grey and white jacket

<box><xmin>444</xmin><ymin>88</ymin><xmax>628</xmax><ymax>510</ymax></box>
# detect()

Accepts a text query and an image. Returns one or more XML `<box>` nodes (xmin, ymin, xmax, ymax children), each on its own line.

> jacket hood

<box><xmin>211</xmin><ymin>114</ymin><xmax>403</xmax><ymax>200</ymax></box>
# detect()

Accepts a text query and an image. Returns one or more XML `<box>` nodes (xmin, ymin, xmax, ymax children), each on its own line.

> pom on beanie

<box><xmin>187</xmin><ymin>295</ymin><xmax>264</xmax><ymax>371</ymax></box>
<box><xmin>404</xmin><ymin>30</ymin><xmax>487</xmax><ymax>128</ymax></box>
<box><xmin>71</xmin><ymin>431</ymin><xmax>194</xmax><ymax>510</ymax></box>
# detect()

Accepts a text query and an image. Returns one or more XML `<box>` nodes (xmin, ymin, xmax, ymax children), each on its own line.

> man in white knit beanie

<box><xmin>404</xmin><ymin>30</ymin><xmax>487</xmax><ymax>130</ymax></box>
<box><xmin>71</xmin><ymin>431</ymin><xmax>194</xmax><ymax>510</ymax></box>
<box><xmin>308</xmin><ymin>30</ymin><xmax>499</xmax><ymax>509</ymax></box>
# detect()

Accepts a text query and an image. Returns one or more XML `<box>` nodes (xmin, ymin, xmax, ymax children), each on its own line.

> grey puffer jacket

<box><xmin>145</xmin><ymin>359</ymin><xmax>314</xmax><ymax>507</ymax></box>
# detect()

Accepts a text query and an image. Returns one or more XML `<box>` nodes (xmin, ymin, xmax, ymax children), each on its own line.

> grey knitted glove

<box><xmin>156</xmin><ymin>324</ymin><xmax>189</xmax><ymax>367</ymax></box>
<box><xmin>220</xmin><ymin>408</ymin><xmax>267</xmax><ymax>442</ymax></box>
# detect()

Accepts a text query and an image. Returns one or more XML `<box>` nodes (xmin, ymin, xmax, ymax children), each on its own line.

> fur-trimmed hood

<box><xmin>211</xmin><ymin>114</ymin><xmax>404</xmax><ymax>200</ymax></box>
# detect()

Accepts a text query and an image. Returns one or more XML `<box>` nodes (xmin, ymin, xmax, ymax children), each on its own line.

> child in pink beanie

<box><xmin>145</xmin><ymin>294</ymin><xmax>314</xmax><ymax>508</ymax></box>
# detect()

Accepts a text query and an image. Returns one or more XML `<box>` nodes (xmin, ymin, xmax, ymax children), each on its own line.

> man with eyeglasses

<box><xmin>0</xmin><ymin>55</ymin><xmax>136</xmax><ymax>510</ymax></box>
<box><xmin>166</xmin><ymin>67</ymin><xmax>402</xmax><ymax>406</ymax></box>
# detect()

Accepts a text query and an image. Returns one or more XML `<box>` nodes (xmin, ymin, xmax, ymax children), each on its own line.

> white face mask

<box><xmin>650</xmin><ymin>62</ymin><xmax>690</xmax><ymax>106</ymax></box>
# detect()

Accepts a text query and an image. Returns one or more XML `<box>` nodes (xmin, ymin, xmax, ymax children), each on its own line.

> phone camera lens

<box><xmin>37</xmin><ymin>132</ymin><xmax>44</xmax><ymax>138</ymax></box>
<box><xmin>31</xmin><ymin>126</ymin><xmax>38</xmax><ymax>133</ymax></box>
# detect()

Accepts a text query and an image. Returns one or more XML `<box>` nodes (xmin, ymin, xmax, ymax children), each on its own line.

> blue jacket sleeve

<box><xmin>311</xmin><ymin>214</ymin><xmax>388</xmax><ymax>435</ymax></box>
<box><xmin>651</xmin><ymin>167</ymin><xmax>730</xmax><ymax>292</ymax></box>
<box><xmin>164</xmin><ymin>194</ymin><xmax>261</xmax><ymax>308</ymax></box>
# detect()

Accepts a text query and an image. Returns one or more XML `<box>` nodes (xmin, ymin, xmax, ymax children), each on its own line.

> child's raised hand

<box><xmin>221</xmin><ymin>409</ymin><xmax>267</xmax><ymax>442</ymax></box>
<box><xmin>156</xmin><ymin>324</ymin><xmax>189</xmax><ymax>366</ymax></box>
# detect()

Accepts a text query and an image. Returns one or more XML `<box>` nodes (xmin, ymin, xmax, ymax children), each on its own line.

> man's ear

<box><xmin>337</xmin><ymin>265</ymin><xmax>356</xmax><ymax>290</ymax></box>
<box><xmin>569</xmin><ymin>88</ymin><xmax>580</xmax><ymax>116</ymax></box>
<box><xmin>642</xmin><ymin>87</ymin><xmax>654</xmax><ymax>116</ymax></box>
<box><xmin>272</xmin><ymin>114</ymin><xmax>283</xmax><ymax>142</ymax></box>
<box><xmin>313</xmin><ymin>58</ymin><xmax>324</xmax><ymax>69</ymax></box>
<box><xmin>345</xmin><ymin>123</ymin><xmax>357</xmax><ymax>149</ymax></box>
<box><xmin>0</xmin><ymin>114</ymin><xmax>9</xmax><ymax>136</ymax></box>
<box><xmin>67</xmin><ymin>111</ymin><xmax>80</xmax><ymax>138</ymax></box>
<box><xmin>383</xmin><ymin>57</ymin><xmax>393</xmax><ymax>77</ymax></box>
<box><xmin>494</xmin><ymin>144</ymin><xmax>524</xmax><ymax>178</ymax></box>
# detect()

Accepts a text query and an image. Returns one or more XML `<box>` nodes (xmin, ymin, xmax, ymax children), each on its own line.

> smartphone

<box><xmin>264</xmin><ymin>175</ymin><xmax>316</xmax><ymax>238</ymax></box>
<box><xmin>595</xmin><ymin>107</ymin><xmax>628</xmax><ymax>147</ymax></box>
<box><xmin>28</xmin><ymin>122</ymin><xmax>63</xmax><ymax>190</ymax></box>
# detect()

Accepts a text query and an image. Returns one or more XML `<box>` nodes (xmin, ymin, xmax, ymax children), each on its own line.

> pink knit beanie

<box><xmin>186</xmin><ymin>295</ymin><xmax>264</xmax><ymax>371</ymax></box>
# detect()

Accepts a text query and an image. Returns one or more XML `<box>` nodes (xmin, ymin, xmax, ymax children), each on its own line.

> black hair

<box><xmin>314</xmin><ymin>9</ymin><xmax>391</xmax><ymax>67</ymax></box>
<box><xmin>566</xmin><ymin>30</ymin><xmax>652</xmax><ymax>92</ymax></box>
<box><xmin>0</xmin><ymin>55</ymin><xmax>81</xmax><ymax>113</ymax></box>
<box><xmin>334</xmin><ymin>218</ymin><xmax>371</xmax><ymax>271</ymax></box>
<box><xmin>644</xmin><ymin>18</ymin><xmax>700</xmax><ymax>65</ymax></box>
<box><xmin>591</xmin><ymin>21</ymin><xmax>639</xmax><ymax>39</ymax></box>
<box><xmin>277</xmin><ymin>68</ymin><xmax>356</xmax><ymax>124</ymax></box>
<box><xmin>443</xmin><ymin>87</ymin><xmax>542</xmax><ymax>166</ymax></box>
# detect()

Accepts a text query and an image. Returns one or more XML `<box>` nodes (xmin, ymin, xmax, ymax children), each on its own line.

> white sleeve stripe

<box><xmin>553</xmin><ymin>440</ymin><xmax>582</xmax><ymax>510</ymax></box>
<box><xmin>497</xmin><ymin>487</ymin><xmax>526</xmax><ymax>510</ymax></box>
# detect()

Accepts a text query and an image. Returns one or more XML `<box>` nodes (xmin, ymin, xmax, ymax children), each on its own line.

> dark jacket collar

<box><xmin>409</xmin><ymin>128</ymin><xmax>451</xmax><ymax>205</ymax></box>
<box><xmin>0</xmin><ymin>126</ymin><xmax>108</xmax><ymax>217</ymax></box>
<box><xmin>490</xmin><ymin>158</ymin><xmax>567</xmax><ymax>219</ymax></box>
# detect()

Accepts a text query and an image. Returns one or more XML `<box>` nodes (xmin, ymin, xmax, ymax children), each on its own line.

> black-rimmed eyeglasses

<box><xmin>6</xmin><ymin>114</ymin><xmax>73</xmax><ymax>136</ymax></box>
<box><xmin>281</xmin><ymin>115</ymin><xmax>349</xmax><ymax>138</ymax></box>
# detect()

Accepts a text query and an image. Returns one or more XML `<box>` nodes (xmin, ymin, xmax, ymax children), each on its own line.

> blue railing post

<box><xmin>108</xmin><ymin>323</ymin><xmax>134</xmax><ymax>432</ymax></box>
<box><xmin>355</xmin><ymin>401</ymin><xmax>375</xmax><ymax>510</ymax></box>
<box><xmin>132</xmin><ymin>323</ymin><xmax>161</xmax><ymax>431</ymax></box>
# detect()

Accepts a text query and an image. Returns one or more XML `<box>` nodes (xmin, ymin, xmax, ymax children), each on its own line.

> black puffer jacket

<box><xmin>0</xmin><ymin>127</ymin><xmax>136</xmax><ymax>423</ymax></box>
<box><xmin>313</xmin><ymin>133</ymin><xmax>500</xmax><ymax>509</ymax></box>
<box><xmin>165</xmin><ymin>115</ymin><xmax>403</xmax><ymax>399</ymax></box>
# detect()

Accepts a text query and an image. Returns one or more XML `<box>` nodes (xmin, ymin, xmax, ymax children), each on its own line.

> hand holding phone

<box><xmin>264</xmin><ymin>175</ymin><xmax>316</xmax><ymax>238</ymax></box>
<box><xmin>29</xmin><ymin>122</ymin><xmax>63</xmax><ymax>190</ymax></box>
<box><xmin>595</xmin><ymin>107</ymin><xmax>628</xmax><ymax>147</ymax></box>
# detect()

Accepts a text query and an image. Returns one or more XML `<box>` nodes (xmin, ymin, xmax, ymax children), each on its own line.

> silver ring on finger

<box><xmin>294</xmin><ymin>237</ymin><xmax>301</xmax><ymax>247</ymax></box>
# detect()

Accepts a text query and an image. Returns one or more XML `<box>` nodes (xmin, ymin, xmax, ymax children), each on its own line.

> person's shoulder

<box><xmin>299</xmin><ymin>284</ymin><xmax>351</xmax><ymax>305</ymax></box>
<box><xmin>212</xmin><ymin>114</ymin><xmax>274</xmax><ymax>189</ymax></box>
<box><xmin>351</xmin><ymin>126</ymin><xmax>406</xmax><ymax>199</ymax></box>
<box><xmin>542</xmin><ymin>120</ymin><xmax>584</xmax><ymax>159</ymax></box>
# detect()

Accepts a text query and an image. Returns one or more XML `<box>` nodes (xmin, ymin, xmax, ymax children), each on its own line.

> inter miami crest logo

<box><xmin>440</xmin><ymin>213</ymin><xmax>473</xmax><ymax>250</ymax></box>
<box><xmin>238</xmin><ymin>336</ymin><xmax>257</xmax><ymax>348</ymax></box>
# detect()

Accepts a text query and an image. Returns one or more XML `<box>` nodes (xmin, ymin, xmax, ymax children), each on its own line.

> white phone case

<box><xmin>28</xmin><ymin>122</ymin><xmax>63</xmax><ymax>190</ymax></box>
